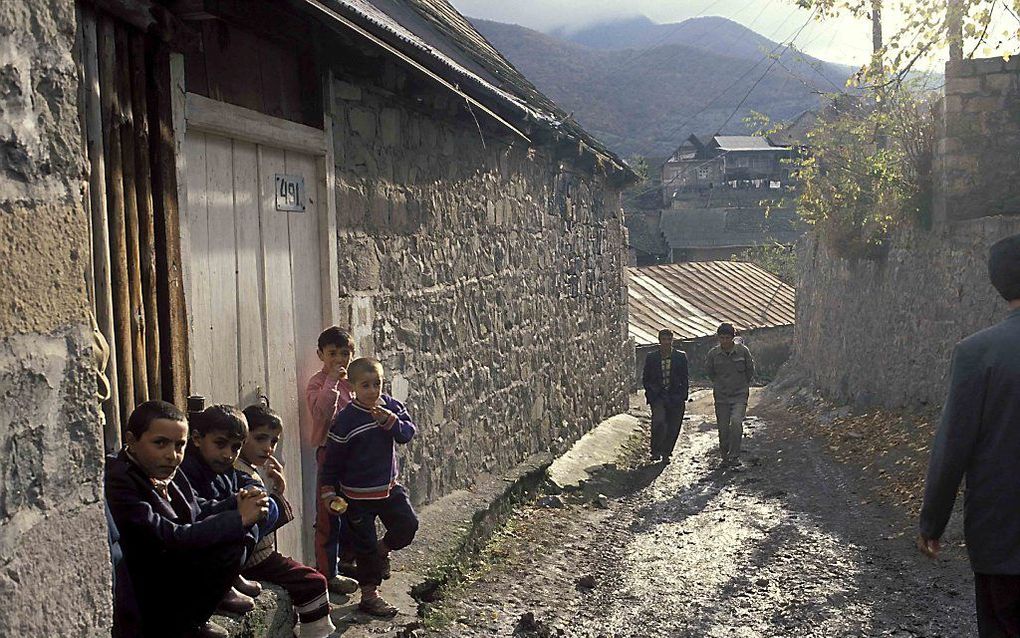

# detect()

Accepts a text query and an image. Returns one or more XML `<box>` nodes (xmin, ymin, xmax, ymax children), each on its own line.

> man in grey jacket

<box><xmin>706</xmin><ymin>323</ymin><xmax>754</xmax><ymax>466</ymax></box>
<box><xmin>919</xmin><ymin>233</ymin><xmax>1020</xmax><ymax>637</ymax></box>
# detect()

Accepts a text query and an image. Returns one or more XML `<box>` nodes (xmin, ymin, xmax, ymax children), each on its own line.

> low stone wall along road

<box><xmin>424</xmin><ymin>392</ymin><xmax>974</xmax><ymax>637</ymax></box>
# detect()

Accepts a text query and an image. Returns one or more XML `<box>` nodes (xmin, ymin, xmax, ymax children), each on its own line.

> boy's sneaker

<box><xmin>358</xmin><ymin>595</ymin><xmax>398</xmax><ymax>617</ymax></box>
<box><xmin>338</xmin><ymin>559</ymin><xmax>358</xmax><ymax>578</ymax></box>
<box><xmin>185</xmin><ymin>620</ymin><xmax>229</xmax><ymax>638</ymax></box>
<box><xmin>328</xmin><ymin>574</ymin><xmax>359</xmax><ymax>595</ymax></box>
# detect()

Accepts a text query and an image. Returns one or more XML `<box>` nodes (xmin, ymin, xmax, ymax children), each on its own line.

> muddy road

<box><xmin>422</xmin><ymin>391</ymin><xmax>975</xmax><ymax>637</ymax></box>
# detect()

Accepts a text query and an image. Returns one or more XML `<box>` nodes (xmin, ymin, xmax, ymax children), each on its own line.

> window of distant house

<box><xmin>698</xmin><ymin>167</ymin><xmax>710</xmax><ymax>179</ymax></box>
<box><xmin>735</xmin><ymin>157</ymin><xmax>749</xmax><ymax>168</ymax></box>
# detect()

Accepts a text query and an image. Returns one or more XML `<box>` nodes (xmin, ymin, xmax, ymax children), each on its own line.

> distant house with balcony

<box><xmin>661</xmin><ymin>134</ymin><xmax>795</xmax><ymax>207</ymax></box>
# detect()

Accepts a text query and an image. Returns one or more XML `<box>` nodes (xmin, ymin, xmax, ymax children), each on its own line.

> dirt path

<box><xmin>421</xmin><ymin>392</ymin><xmax>975</xmax><ymax>637</ymax></box>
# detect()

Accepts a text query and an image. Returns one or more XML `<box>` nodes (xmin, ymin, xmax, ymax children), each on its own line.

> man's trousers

<box><xmin>715</xmin><ymin>401</ymin><xmax>747</xmax><ymax>461</ymax></box>
<box><xmin>650</xmin><ymin>399</ymin><xmax>685</xmax><ymax>459</ymax></box>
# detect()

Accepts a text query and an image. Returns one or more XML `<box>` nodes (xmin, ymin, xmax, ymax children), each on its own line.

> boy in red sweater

<box><xmin>304</xmin><ymin>326</ymin><xmax>359</xmax><ymax>595</ymax></box>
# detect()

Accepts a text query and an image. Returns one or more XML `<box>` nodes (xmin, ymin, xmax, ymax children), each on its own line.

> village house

<box><xmin>661</xmin><ymin>134</ymin><xmax>794</xmax><ymax>205</ymax></box>
<box><xmin>0</xmin><ymin>0</ymin><xmax>636</xmax><ymax>633</ymax></box>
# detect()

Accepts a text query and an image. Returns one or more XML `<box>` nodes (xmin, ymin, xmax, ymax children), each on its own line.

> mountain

<box><xmin>471</xmin><ymin>16</ymin><xmax>854</xmax><ymax>157</ymax></box>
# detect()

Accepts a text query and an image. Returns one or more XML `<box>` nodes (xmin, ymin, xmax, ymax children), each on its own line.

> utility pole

<box><xmin>871</xmin><ymin>0</ymin><xmax>886</xmax><ymax>150</ymax></box>
<box><xmin>947</xmin><ymin>0</ymin><xmax>964</xmax><ymax>61</ymax></box>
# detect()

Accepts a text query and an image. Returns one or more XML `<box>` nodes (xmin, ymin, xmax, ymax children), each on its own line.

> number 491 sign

<box><xmin>275</xmin><ymin>174</ymin><xmax>306</xmax><ymax>212</ymax></box>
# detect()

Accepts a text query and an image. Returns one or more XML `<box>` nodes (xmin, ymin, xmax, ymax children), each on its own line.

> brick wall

<box><xmin>327</xmin><ymin>64</ymin><xmax>630</xmax><ymax>503</ymax></box>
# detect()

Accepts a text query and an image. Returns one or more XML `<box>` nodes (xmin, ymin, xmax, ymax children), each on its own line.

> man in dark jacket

<box><xmin>642</xmin><ymin>329</ymin><xmax>689</xmax><ymax>462</ymax></box>
<box><xmin>919</xmin><ymin>233</ymin><xmax>1020</xmax><ymax>637</ymax></box>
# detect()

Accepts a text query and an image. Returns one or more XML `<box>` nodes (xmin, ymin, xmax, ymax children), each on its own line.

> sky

<box><xmin>449</xmin><ymin>0</ymin><xmax>1018</xmax><ymax>69</ymax></box>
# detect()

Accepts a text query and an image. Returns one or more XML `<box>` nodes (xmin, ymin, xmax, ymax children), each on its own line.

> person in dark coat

<box><xmin>105</xmin><ymin>401</ymin><xmax>269</xmax><ymax>638</ymax></box>
<box><xmin>641</xmin><ymin>329</ymin><xmax>690</xmax><ymax>462</ymax></box>
<box><xmin>918</xmin><ymin>233</ymin><xmax>1020</xmax><ymax>637</ymax></box>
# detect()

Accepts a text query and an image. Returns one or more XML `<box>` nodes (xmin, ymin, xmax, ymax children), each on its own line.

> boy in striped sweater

<box><xmin>320</xmin><ymin>357</ymin><xmax>419</xmax><ymax>617</ymax></box>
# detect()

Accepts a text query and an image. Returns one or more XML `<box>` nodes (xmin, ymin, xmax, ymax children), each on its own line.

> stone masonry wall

<box><xmin>0</xmin><ymin>1</ymin><xmax>111</xmax><ymax>635</ymax></box>
<box><xmin>935</xmin><ymin>57</ymin><xmax>1020</xmax><ymax>224</ymax></box>
<box><xmin>793</xmin><ymin>216</ymin><xmax>1020</xmax><ymax>409</ymax></box>
<box><xmin>789</xmin><ymin>56</ymin><xmax>1020</xmax><ymax>410</ymax></box>
<box><xmin>328</xmin><ymin>62</ymin><xmax>630</xmax><ymax>504</ymax></box>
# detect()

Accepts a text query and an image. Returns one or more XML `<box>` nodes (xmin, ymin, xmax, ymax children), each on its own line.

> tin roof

<box><xmin>712</xmin><ymin>136</ymin><xmax>785</xmax><ymax>152</ymax></box>
<box><xmin>628</xmin><ymin>261</ymin><xmax>795</xmax><ymax>345</ymax></box>
<box><xmin>304</xmin><ymin>0</ymin><xmax>632</xmax><ymax>178</ymax></box>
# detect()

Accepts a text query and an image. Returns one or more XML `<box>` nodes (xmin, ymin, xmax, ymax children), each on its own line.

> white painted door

<box><xmin>184</xmin><ymin>130</ymin><xmax>325</xmax><ymax>562</ymax></box>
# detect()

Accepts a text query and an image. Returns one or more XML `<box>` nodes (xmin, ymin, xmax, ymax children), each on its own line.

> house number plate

<box><xmin>275</xmin><ymin>174</ymin><xmax>306</xmax><ymax>212</ymax></box>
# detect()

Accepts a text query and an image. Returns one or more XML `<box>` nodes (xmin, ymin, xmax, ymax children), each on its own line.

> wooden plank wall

<box><xmin>79</xmin><ymin>3</ymin><xmax>190</xmax><ymax>443</ymax></box>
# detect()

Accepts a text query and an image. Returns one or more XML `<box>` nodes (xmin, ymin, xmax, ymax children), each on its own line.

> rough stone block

<box><xmin>349</xmin><ymin>107</ymin><xmax>377</xmax><ymax>140</ymax></box>
<box><xmin>964</xmin><ymin>96</ymin><xmax>1004</xmax><ymax>113</ymax></box>
<box><xmin>334</xmin><ymin>79</ymin><xmax>363</xmax><ymax>101</ymax></box>
<box><xmin>946</xmin><ymin>75</ymin><xmax>982</xmax><ymax>95</ymax></box>
<box><xmin>983</xmin><ymin>72</ymin><xmax>1018</xmax><ymax>93</ymax></box>
<box><xmin>380</xmin><ymin>108</ymin><xmax>401</xmax><ymax>146</ymax></box>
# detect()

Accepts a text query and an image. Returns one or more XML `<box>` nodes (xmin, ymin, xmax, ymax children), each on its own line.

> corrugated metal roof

<box><xmin>628</xmin><ymin>261</ymin><xmax>795</xmax><ymax>345</ymax></box>
<box><xmin>308</xmin><ymin>0</ymin><xmax>631</xmax><ymax>176</ymax></box>
<box><xmin>713</xmin><ymin>136</ymin><xmax>784</xmax><ymax>151</ymax></box>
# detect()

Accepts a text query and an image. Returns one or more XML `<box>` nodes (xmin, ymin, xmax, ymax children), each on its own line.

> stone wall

<box><xmin>328</xmin><ymin>63</ymin><xmax>630</xmax><ymax>504</ymax></box>
<box><xmin>935</xmin><ymin>57</ymin><xmax>1020</xmax><ymax>224</ymax></box>
<box><xmin>0</xmin><ymin>1</ymin><xmax>111</xmax><ymax>635</ymax></box>
<box><xmin>789</xmin><ymin>56</ymin><xmax>1020</xmax><ymax>410</ymax></box>
<box><xmin>793</xmin><ymin>216</ymin><xmax>1020</xmax><ymax>409</ymax></box>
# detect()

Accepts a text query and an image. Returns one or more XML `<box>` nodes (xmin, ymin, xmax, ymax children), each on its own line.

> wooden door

<box><xmin>184</xmin><ymin>130</ymin><xmax>324</xmax><ymax>561</ymax></box>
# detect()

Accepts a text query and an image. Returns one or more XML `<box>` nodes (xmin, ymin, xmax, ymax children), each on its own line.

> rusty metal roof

<box><xmin>302</xmin><ymin>0</ymin><xmax>632</xmax><ymax>178</ymax></box>
<box><xmin>628</xmin><ymin>261</ymin><xmax>795</xmax><ymax>346</ymax></box>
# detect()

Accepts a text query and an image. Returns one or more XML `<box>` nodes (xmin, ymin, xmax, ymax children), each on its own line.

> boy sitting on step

<box><xmin>236</xmin><ymin>404</ymin><xmax>337</xmax><ymax>638</ymax></box>
<box><xmin>105</xmin><ymin>401</ymin><xmax>270</xmax><ymax>638</ymax></box>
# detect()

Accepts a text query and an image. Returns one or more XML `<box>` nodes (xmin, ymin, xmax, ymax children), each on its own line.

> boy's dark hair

<box><xmin>658</xmin><ymin>329</ymin><xmax>674</xmax><ymax>339</ymax></box>
<box><xmin>717</xmin><ymin>323</ymin><xmax>736</xmax><ymax>336</ymax></box>
<box><xmin>243</xmin><ymin>404</ymin><xmax>283</xmax><ymax>432</ymax></box>
<box><xmin>347</xmin><ymin>357</ymin><xmax>384</xmax><ymax>383</ymax></box>
<box><xmin>191</xmin><ymin>404</ymin><xmax>248</xmax><ymax>440</ymax></box>
<box><xmin>126</xmin><ymin>400</ymin><xmax>187</xmax><ymax>438</ymax></box>
<box><xmin>317</xmin><ymin>326</ymin><xmax>355</xmax><ymax>351</ymax></box>
<box><xmin>989</xmin><ymin>234</ymin><xmax>1020</xmax><ymax>301</ymax></box>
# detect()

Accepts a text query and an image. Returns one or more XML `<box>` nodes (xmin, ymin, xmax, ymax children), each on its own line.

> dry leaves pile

<box><xmin>762</xmin><ymin>399</ymin><xmax>940</xmax><ymax>518</ymax></box>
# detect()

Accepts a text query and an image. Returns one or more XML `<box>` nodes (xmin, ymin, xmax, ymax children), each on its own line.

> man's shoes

<box><xmin>234</xmin><ymin>574</ymin><xmax>262</xmax><ymax>598</ymax></box>
<box><xmin>185</xmin><ymin>620</ymin><xmax>229</xmax><ymax>638</ymax></box>
<box><xmin>328</xmin><ymin>574</ymin><xmax>360</xmax><ymax>595</ymax></box>
<box><xmin>216</xmin><ymin>587</ymin><xmax>255</xmax><ymax>615</ymax></box>
<box><xmin>358</xmin><ymin>595</ymin><xmax>398</xmax><ymax>617</ymax></box>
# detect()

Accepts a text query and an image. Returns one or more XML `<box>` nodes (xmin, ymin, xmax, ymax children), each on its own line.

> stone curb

<box><xmin>220</xmin><ymin>409</ymin><xmax>643</xmax><ymax>637</ymax></box>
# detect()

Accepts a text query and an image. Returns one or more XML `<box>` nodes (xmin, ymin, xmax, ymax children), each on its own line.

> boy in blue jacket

<box><xmin>181</xmin><ymin>404</ymin><xmax>336</xmax><ymax>637</ymax></box>
<box><xmin>105</xmin><ymin>401</ymin><xmax>269</xmax><ymax>638</ymax></box>
<box><xmin>320</xmin><ymin>357</ymin><xmax>418</xmax><ymax>617</ymax></box>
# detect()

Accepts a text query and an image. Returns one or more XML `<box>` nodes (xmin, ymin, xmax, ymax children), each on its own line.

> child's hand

<box><xmin>237</xmin><ymin>489</ymin><xmax>270</xmax><ymax>527</ymax></box>
<box><xmin>265</xmin><ymin>455</ymin><xmax>286</xmax><ymax>495</ymax></box>
<box><xmin>330</xmin><ymin>362</ymin><xmax>347</xmax><ymax>380</ymax></box>
<box><xmin>372</xmin><ymin>406</ymin><xmax>395</xmax><ymax>428</ymax></box>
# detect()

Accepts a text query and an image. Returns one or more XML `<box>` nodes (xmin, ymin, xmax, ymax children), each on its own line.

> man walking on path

<box><xmin>706</xmin><ymin>323</ymin><xmax>754</xmax><ymax>466</ymax></box>
<box><xmin>642</xmin><ymin>329</ymin><xmax>689</xmax><ymax>463</ymax></box>
<box><xmin>919</xmin><ymin>233</ymin><xmax>1020</xmax><ymax>638</ymax></box>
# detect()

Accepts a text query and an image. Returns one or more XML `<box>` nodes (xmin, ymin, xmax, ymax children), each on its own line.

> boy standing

<box><xmin>641</xmin><ymin>328</ymin><xmax>690</xmax><ymax>462</ymax></box>
<box><xmin>706</xmin><ymin>323</ymin><xmax>755</xmax><ymax>466</ymax></box>
<box><xmin>320</xmin><ymin>357</ymin><xmax>419</xmax><ymax>617</ymax></box>
<box><xmin>105</xmin><ymin>401</ymin><xmax>269</xmax><ymax>638</ymax></box>
<box><xmin>305</xmin><ymin>327</ymin><xmax>359</xmax><ymax>594</ymax></box>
